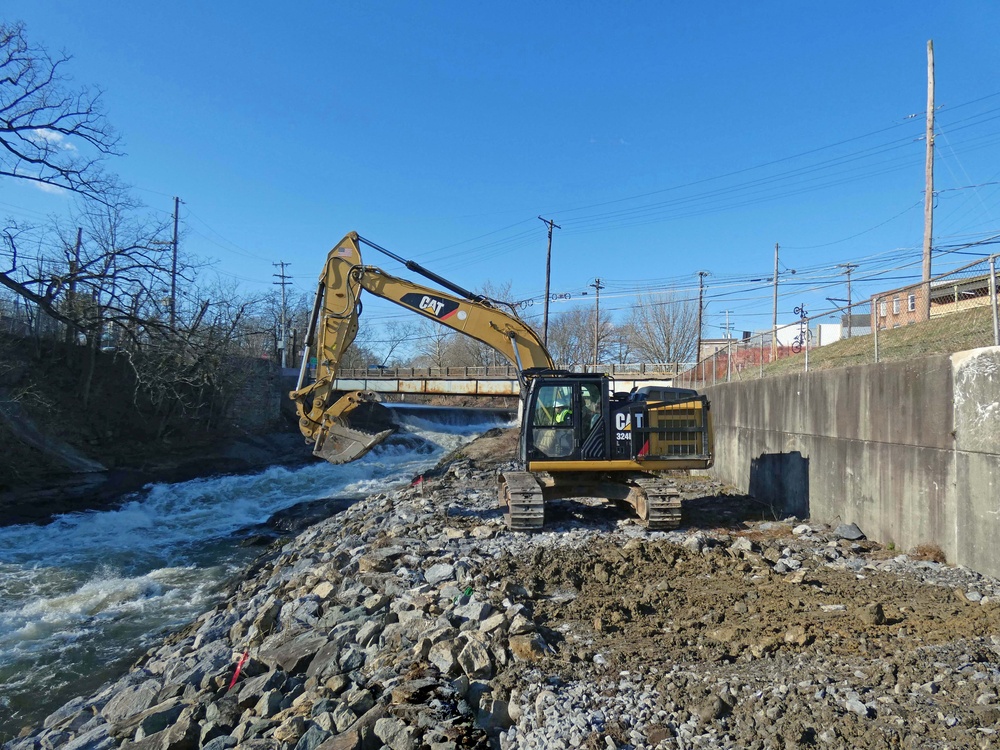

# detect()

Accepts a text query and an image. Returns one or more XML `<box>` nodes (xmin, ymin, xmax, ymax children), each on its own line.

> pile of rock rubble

<box><xmin>7</xmin><ymin>450</ymin><xmax>1000</xmax><ymax>750</ymax></box>
<box><xmin>6</xmin><ymin>459</ymin><xmax>550</xmax><ymax>750</ymax></box>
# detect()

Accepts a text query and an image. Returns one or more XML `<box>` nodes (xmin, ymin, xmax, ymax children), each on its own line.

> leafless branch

<box><xmin>0</xmin><ymin>21</ymin><xmax>120</xmax><ymax>201</ymax></box>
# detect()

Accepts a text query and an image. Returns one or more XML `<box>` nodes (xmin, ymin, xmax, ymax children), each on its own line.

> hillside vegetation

<box><xmin>0</xmin><ymin>335</ymin><xmax>283</xmax><ymax>492</ymax></box>
<box><xmin>757</xmin><ymin>306</ymin><xmax>996</xmax><ymax>379</ymax></box>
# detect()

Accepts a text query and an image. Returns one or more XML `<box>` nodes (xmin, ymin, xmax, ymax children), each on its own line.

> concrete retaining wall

<box><xmin>705</xmin><ymin>346</ymin><xmax>1000</xmax><ymax>577</ymax></box>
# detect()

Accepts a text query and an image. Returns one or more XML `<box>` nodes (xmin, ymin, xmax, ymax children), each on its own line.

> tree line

<box><xmin>0</xmin><ymin>22</ymin><xmax>699</xmax><ymax>441</ymax></box>
<box><xmin>0</xmin><ymin>21</ymin><xmax>294</xmax><ymax>435</ymax></box>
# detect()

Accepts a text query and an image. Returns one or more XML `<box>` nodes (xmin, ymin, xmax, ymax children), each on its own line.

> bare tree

<box><xmin>373</xmin><ymin>320</ymin><xmax>419</xmax><ymax>367</ymax></box>
<box><xmin>546</xmin><ymin>306</ymin><xmax>615</xmax><ymax>368</ymax></box>
<box><xmin>604</xmin><ymin>322</ymin><xmax>634</xmax><ymax>365</ymax></box>
<box><xmin>2</xmin><ymin>187</ymin><xmax>175</xmax><ymax>337</ymax></box>
<box><xmin>124</xmin><ymin>292</ymin><xmax>264</xmax><ymax>436</ymax></box>
<box><xmin>281</xmin><ymin>290</ymin><xmax>321</xmax><ymax>366</ymax></box>
<box><xmin>414</xmin><ymin>319</ymin><xmax>455</xmax><ymax>368</ymax></box>
<box><xmin>446</xmin><ymin>279</ymin><xmax>520</xmax><ymax>368</ymax></box>
<box><xmin>50</xmin><ymin>189</ymin><xmax>181</xmax><ymax>402</ymax></box>
<box><xmin>0</xmin><ymin>220</ymin><xmax>85</xmax><ymax>334</ymax></box>
<box><xmin>627</xmin><ymin>291</ymin><xmax>699</xmax><ymax>363</ymax></box>
<box><xmin>251</xmin><ymin>290</ymin><xmax>291</xmax><ymax>363</ymax></box>
<box><xmin>336</xmin><ymin>324</ymin><xmax>382</xmax><ymax>370</ymax></box>
<box><xmin>0</xmin><ymin>24</ymin><xmax>304</xmax><ymax>444</ymax></box>
<box><xmin>0</xmin><ymin>23</ymin><xmax>132</xmax><ymax>332</ymax></box>
<box><xmin>0</xmin><ymin>21</ymin><xmax>120</xmax><ymax>200</ymax></box>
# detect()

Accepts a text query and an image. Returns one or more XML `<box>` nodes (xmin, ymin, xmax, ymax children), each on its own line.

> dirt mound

<box><xmin>488</xmin><ymin>535</ymin><xmax>1000</xmax><ymax>747</ymax></box>
<box><xmin>459</xmin><ymin>426</ymin><xmax>520</xmax><ymax>466</ymax></box>
<box><xmin>496</xmin><ymin>539</ymin><xmax>995</xmax><ymax>666</ymax></box>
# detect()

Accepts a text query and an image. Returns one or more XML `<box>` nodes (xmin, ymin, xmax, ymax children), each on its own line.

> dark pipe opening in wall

<box><xmin>749</xmin><ymin>451</ymin><xmax>810</xmax><ymax>518</ymax></box>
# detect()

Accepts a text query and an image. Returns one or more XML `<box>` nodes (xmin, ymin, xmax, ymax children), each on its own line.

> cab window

<box><xmin>532</xmin><ymin>384</ymin><xmax>573</xmax><ymax>426</ymax></box>
<box><xmin>531</xmin><ymin>384</ymin><xmax>574</xmax><ymax>458</ymax></box>
<box><xmin>580</xmin><ymin>382</ymin><xmax>602</xmax><ymax>437</ymax></box>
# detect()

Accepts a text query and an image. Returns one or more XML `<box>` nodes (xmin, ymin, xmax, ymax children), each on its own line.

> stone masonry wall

<box><xmin>228</xmin><ymin>359</ymin><xmax>284</xmax><ymax>431</ymax></box>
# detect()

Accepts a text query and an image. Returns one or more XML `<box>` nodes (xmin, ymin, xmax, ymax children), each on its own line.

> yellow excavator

<box><xmin>290</xmin><ymin>232</ymin><xmax>713</xmax><ymax>531</ymax></box>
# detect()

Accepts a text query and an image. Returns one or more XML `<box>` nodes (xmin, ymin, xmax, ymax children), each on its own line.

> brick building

<box><xmin>871</xmin><ymin>273</ymin><xmax>994</xmax><ymax>330</ymax></box>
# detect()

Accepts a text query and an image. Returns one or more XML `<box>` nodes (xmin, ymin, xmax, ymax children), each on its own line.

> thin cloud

<box><xmin>35</xmin><ymin>182</ymin><xmax>67</xmax><ymax>195</ymax></box>
<box><xmin>30</xmin><ymin>129</ymin><xmax>78</xmax><ymax>151</ymax></box>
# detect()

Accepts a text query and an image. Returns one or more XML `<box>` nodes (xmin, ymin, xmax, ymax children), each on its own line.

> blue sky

<box><xmin>3</xmin><ymin>2</ymin><xmax>1000</xmax><ymax>343</ymax></box>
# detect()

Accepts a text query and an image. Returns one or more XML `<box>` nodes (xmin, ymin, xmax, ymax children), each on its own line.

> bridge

<box><xmin>329</xmin><ymin>363</ymin><xmax>689</xmax><ymax>398</ymax></box>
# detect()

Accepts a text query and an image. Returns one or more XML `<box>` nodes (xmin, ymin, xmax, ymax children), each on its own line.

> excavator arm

<box><xmin>290</xmin><ymin>232</ymin><xmax>554</xmax><ymax>464</ymax></box>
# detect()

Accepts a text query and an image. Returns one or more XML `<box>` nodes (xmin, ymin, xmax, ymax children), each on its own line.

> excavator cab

<box><xmin>520</xmin><ymin>373</ymin><xmax>712</xmax><ymax>468</ymax></box>
<box><xmin>522</xmin><ymin>374</ymin><xmax>608</xmax><ymax>462</ymax></box>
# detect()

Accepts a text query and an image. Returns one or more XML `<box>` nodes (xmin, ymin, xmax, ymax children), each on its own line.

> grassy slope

<box><xmin>755</xmin><ymin>306</ymin><xmax>996</xmax><ymax>379</ymax></box>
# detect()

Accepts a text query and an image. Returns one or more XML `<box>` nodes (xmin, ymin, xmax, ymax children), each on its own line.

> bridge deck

<box><xmin>330</xmin><ymin>364</ymin><xmax>688</xmax><ymax>398</ymax></box>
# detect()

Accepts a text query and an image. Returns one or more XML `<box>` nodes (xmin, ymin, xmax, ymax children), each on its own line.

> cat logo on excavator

<box><xmin>400</xmin><ymin>292</ymin><xmax>460</xmax><ymax>320</ymax></box>
<box><xmin>614</xmin><ymin>412</ymin><xmax>644</xmax><ymax>431</ymax></box>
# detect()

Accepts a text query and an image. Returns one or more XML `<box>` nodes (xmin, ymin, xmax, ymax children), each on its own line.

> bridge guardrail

<box><xmin>337</xmin><ymin>363</ymin><xmax>689</xmax><ymax>379</ymax></box>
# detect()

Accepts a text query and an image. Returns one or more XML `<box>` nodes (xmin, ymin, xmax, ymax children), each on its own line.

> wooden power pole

<box><xmin>837</xmin><ymin>263</ymin><xmax>859</xmax><ymax>337</ymax></box>
<box><xmin>922</xmin><ymin>40</ymin><xmax>935</xmax><ymax>319</ymax></box>
<box><xmin>771</xmin><ymin>243</ymin><xmax>780</xmax><ymax>356</ymax></box>
<box><xmin>538</xmin><ymin>216</ymin><xmax>561</xmax><ymax>347</ymax></box>
<box><xmin>696</xmin><ymin>271</ymin><xmax>709</xmax><ymax>364</ymax></box>
<box><xmin>273</xmin><ymin>261</ymin><xmax>292</xmax><ymax>367</ymax></box>
<box><xmin>591</xmin><ymin>277</ymin><xmax>604</xmax><ymax>367</ymax></box>
<box><xmin>170</xmin><ymin>196</ymin><xmax>181</xmax><ymax>330</ymax></box>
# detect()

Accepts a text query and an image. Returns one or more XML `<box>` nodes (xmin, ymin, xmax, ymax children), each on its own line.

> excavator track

<box><xmin>498</xmin><ymin>471</ymin><xmax>545</xmax><ymax>532</ymax></box>
<box><xmin>627</xmin><ymin>477</ymin><xmax>682</xmax><ymax>531</ymax></box>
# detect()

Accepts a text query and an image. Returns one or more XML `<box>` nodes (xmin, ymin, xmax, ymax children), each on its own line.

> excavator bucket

<box><xmin>292</xmin><ymin>390</ymin><xmax>397</xmax><ymax>465</ymax></box>
<box><xmin>313</xmin><ymin>418</ymin><xmax>394</xmax><ymax>464</ymax></box>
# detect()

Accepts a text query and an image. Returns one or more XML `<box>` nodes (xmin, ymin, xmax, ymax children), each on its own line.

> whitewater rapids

<box><xmin>0</xmin><ymin>410</ymin><xmax>508</xmax><ymax>737</ymax></box>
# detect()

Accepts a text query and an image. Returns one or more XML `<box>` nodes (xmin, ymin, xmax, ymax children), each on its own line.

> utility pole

<box><xmin>538</xmin><ymin>216</ymin><xmax>561</xmax><ymax>347</ymax></box>
<box><xmin>273</xmin><ymin>261</ymin><xmax>292</xmax><ymax>368</ymax></box>
<box><xmin>722</xmin><ymin>310</ymin><xmax>734</xmax><ymax>382</ymax></box>
<box><xmin>590</xmin><ymin>277</ymin><xmax>604</xmax><ymax>367</ymax></box>
<box><xmin>771</xmin><ymin>243</ymin><xmax>780</xmax><ymax>357</ymax></box>
<box><xmin>170</xmin><ymin>196</ymin><xmax>181</xmax><ymax>331</ymax></box>
<box><xmin>696</xmin><ymin>271</ymin><xmax>709</xmax><ymax>365</ymax></box>
<box><xmin>66</xmin><ymin>227</ymin><xmax>82</xmax><ymax>346</ymax></box>
<box><xmin>922</xmin><ymin>39</ymin><xmax>935</xmax><ymax>320</ymax></box>
<box><xmin>837</xmin><ymin>263</ymin><xmax>858</xmax><ymax>337</ymax></box>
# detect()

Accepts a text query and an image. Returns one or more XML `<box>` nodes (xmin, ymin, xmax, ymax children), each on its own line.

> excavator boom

<box><xmin>290</xmin><ymin>232</ymin><xmax>554</xmax><ymax>464</ymax></box>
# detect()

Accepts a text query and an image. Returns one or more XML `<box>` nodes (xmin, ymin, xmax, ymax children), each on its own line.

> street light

<box><xmin>826</xmin><ymin>297</ymin><xmax>851</xmax><ymax>336</ymax></box>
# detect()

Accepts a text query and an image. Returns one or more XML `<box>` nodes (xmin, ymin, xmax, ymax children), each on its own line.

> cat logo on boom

<box><xmin>400</xmin><ymin>292</ymin><xmax>461</xmax><ymax>320</ymax></box>
<box><xmin>419</xmin><ymin>296</ymin><xmax>444</xmax><ymax>316</ymax></box>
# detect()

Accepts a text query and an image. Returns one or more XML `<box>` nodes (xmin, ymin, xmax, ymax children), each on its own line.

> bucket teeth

<box><xmin>314</xmin><ymin>419</ymin><xmax>393</xmax><ymax>464</ymax></box>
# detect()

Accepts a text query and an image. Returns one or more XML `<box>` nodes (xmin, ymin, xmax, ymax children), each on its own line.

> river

<box><xmin>0</xmin><ymin>409</ymin><xmax>509</xmax><ymax>738</ymax></box>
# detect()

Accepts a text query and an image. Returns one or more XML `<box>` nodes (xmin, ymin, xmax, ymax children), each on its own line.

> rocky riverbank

<box><xmin>7</xmin><ymin>428</ymin><xmax>1000</xmax><ymax>750</ymax></box>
